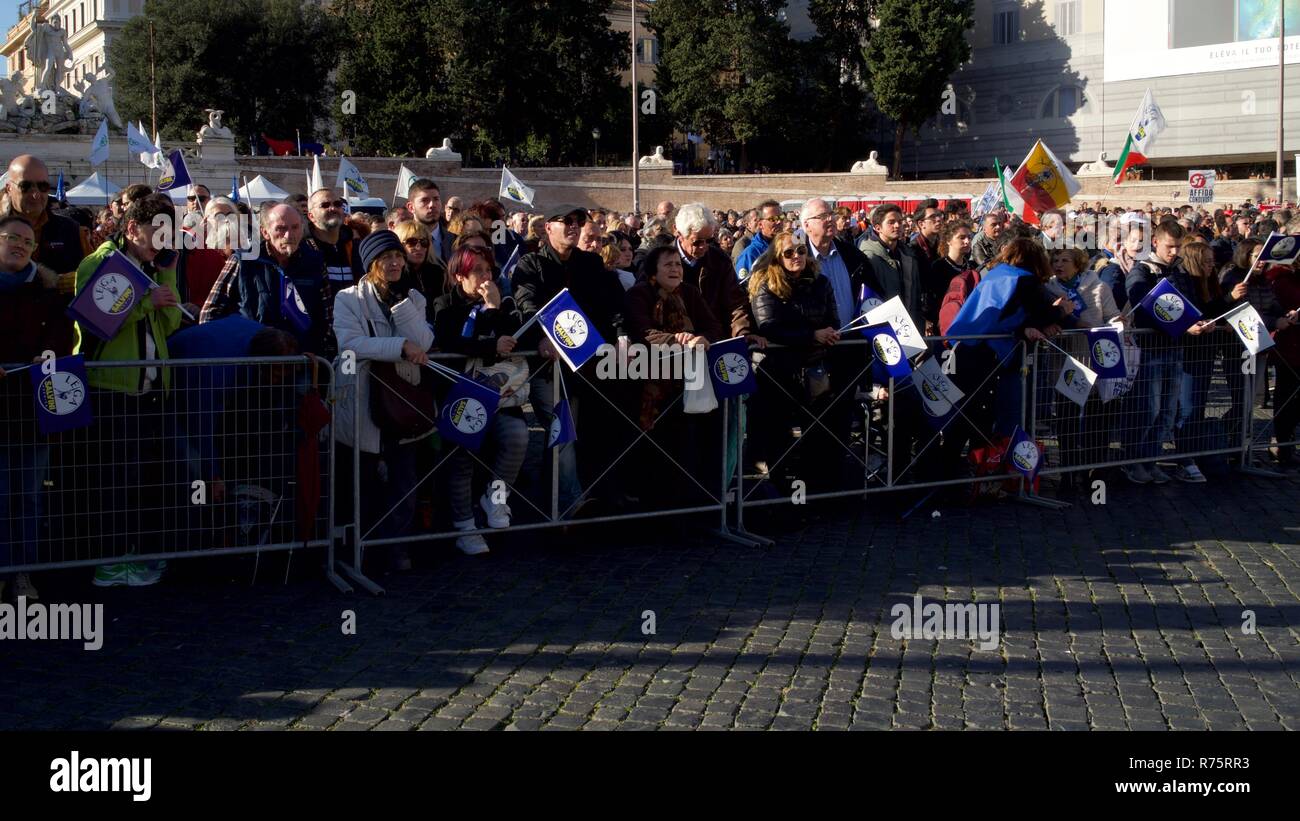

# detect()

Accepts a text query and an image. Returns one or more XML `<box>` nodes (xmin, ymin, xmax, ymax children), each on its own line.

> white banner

<box><xmin>1188</xmin><ymin>170</ymin><xmax>1216</xmax><ymax>205</ymax></box>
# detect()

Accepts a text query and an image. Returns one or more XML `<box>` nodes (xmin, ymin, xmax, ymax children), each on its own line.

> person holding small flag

<box><xmin>431</xmin><ymin>246</ymin><xmax>528</xmax><ymax>553</ymax></box>
<box><xmin>1169</xmin><ymin>240</ymin><xmax>1230</xmax><ymax>482</ymax></box>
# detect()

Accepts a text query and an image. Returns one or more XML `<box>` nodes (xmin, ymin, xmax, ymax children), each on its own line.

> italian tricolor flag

<box><xmin>1113</xmin><ymin>88</ymin><xmax>1166</xmax><ymax>186</ymax></box>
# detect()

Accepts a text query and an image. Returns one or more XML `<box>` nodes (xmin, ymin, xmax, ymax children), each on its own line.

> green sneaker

<box><xmin>93</xmin><ymin>563</ymin><xmax>132</xmax><ymax>587</ymax></box>
<box><xmin>127</xmin><ymin>561</ymin><xmax>165</xmax><ymax>587</ymax></box>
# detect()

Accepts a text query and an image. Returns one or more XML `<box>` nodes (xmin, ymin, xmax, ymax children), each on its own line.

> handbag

<box><xmin>467</xmin><ymin>355</ymin><xmax>530</xmax><ymax>408</ymax></box>
<box><xmin>360</xmin><ymin>290</ymin><xmax>437</xmax><ymax>441</ymax></box>
<box><xmin>684</xmin><ymin>364</ymin><xmax>719</xmax><ymax>413</ymax></box>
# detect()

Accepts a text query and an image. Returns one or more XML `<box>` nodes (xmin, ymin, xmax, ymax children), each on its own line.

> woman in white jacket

<box><xmin>334</xmin><ymin>230</ymin><xmax>434</xmax><ymax>571</ymax></box>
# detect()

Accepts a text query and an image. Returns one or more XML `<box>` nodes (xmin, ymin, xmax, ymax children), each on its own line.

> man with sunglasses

<box><xmin>735</xmin><ymin>199</ymin><xmax>783</xmax><ymax>281</ymax></box>
<box><xmin>2</xmin><ymin>154</ymin><xmax>86</xmax><ymax>283</ymax></box>
<box><xmin>303</xmin><ymin>188</ymin><xmax>362</xmax><ymax>286</ymax></box>
<box><xmin>184</xmin><ymin>184</ymin><xmax>212</xmax><ymax>214</ymax></box>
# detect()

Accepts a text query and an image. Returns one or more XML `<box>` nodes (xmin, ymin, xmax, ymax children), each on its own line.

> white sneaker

<box><xmin>453</xmin><ymin>519</ymin><xmax>489</xmax><ymax>556</ymax></box>
<box><xmin>1147</xmin><ymin>464</ymin><xmax>1171</xmax><ymax>484</ymax></box>
<box><xmin>479</xmin><ymin>491</ymin><xmax>512</xmax><ymax>529</ymax></box>
<box><xmin>1123</xmin><ymin>464</ymin><xmax>1152</xmax><ymax>484</ymax></box>
<box><xmin>1173</xmin><ymin>462</ymin><xmax>1207</xmax><ymax>483</ymax></box>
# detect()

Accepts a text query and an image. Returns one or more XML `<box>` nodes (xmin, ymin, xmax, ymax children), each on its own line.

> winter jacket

<box><xmin>970</xmin><ymin>231</ymin><xmax>998</xmax><ymax>268</ymax></box>
<box><xmin>938</xmin><ymin>268</ymin><xmax>981</xmax><ymax>336</ymax></box>
<box><xmin>927</xmin><ymin>255</ymin><xmax>973</xmax><ymax>330</ymax></box>
<box><xmin>207</xmin><ymin>245</ymin><xmax>335</xmax><ymax>357</ymax></box>
<box><xmin>751</xmin><ymin>269</ymin><xmax>838</xmax><ymax>372</ymax></box>
<box><xmin>679</xmin><ymin>243</ymin><xmax>757</xmax><ymax>339</ymax></box>
<box><xmin>1268</xmin><ymin>264</ymin><xmax>1300</xmax><ymax>366</ymax></box>
<box><xmin>946</xmin><ymin>263</ymin><xmax>1075</xmax><ymax>358</ymax></box>
<box><xmin>512</xmin><ymin>243</ymin><xmax>626</xmax><ymax>348</ymax></box>
<box><xmin>431</xmin><ymin>285</ymin><xmax>523</xmax><ymax>366</ymax></box>
<box><xmin>624</xmin><ymin>281</ymin><xmax>726</xmax><ymax>347</ymax></box>
<box><xmin>734</xmin><ymin>231</ymin><xmax>772</xmax><ymax>280</ymax></box>
<box><xmin>857</xmin><ymin>237</ymin><xmax>924</xmax><ymax>329</ymax></box>
<box><xmin>1</xmin><ymin>260</ymin><xmax>77</xmax><ymax>440</ymax></box>
<box><xmin>333</xmin><ymin>278</ymin><xmax>435</xmax><ymax>454</ymax></box>
<box><xmin>1126</xmin><ymin>254</ymin><xmax>1200</xmax><ymax>342</ymax></box>
<box><xmin>74</xmin><ymin>239</ymin><xmax>183</xmax><ymax>394</ymax></box>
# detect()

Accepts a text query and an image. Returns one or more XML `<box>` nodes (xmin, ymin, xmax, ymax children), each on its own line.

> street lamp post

<box><xmin>593</xmin><ymin>127</ymin><xmax>601</xmax><ymax>167</ymax></box>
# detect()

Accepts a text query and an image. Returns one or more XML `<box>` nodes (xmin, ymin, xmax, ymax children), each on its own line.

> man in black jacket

<box><xmin>672</xmin><ymin>203</ymin><xmax>762</xmax><ymax>344</ymax></box>
<box><xmin>858</xmin><ymin>203</ymin><xmax>924</xmax><ymax>328</ymax></box>
<box><xmin>405</xmin><ymin>178</ymin><xmax>457</xmax><ymax>263</ymax></box>
<box><xmin>3</xmin><ymin>154</ymin><xmax>84</xmax><ymax>280</ymax></box>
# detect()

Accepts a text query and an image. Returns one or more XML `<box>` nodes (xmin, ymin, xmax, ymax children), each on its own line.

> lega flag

<box><xmin>1255</xmin><ymin>232</ymin><xmax>1300</xmax><ymax>267</ymax></box>
<box><xmin>156</xmin><ymin>149</ymin><xmax>193</xmax><ymax>192</ymax></box>
<box><xmin>336</xmin><ymin>157</ymin><xmax>369</xmax><ymax>198</ymax></box>
<box><xmin>87</xmin><ymin>118</ymin><xmax>110</xmax><ymax>167</ymax></box>
<box><xmin>909</xmin><ymin>356</ymin><xmax>964</xmax><ymax>429</ymax></box>
<box><xmin>1086</xmin><ymin>327</ymin><xmax>1127</xmax><ymax>378</ymax></box>
<box><xmin>66</xmin><ymin>250</ymin><xmax>154</xmax><ymax>342</ymax></box>
<box><xmin>547</xmin><ymin>398</ymin><xmax>577</xmax><ymax>448</ymax></box>
<box><xmin>30</xmin><ymin>355</ymin><xmax>94</xmax><ymax>435</ymax></box>
<box><xmin>1137</xmin><ymin>277</ymin><xmax>1202</xmax><ymax>338</ymax></box>
<box><xmin>394</xmin><ymin>164</ymin><xmax>418</xmax><ymax>202</ymax></box>
<box><xmin>1054</xmin><ymin>354</ymin><xmax>1097</xmax><ymax>409</ymax></box>
<box><xmin>864</xmin><ymin>323</ymin><xmax>913</xmax><ymax>379</ymax></box>
<box><xmin>1006</xmin><ymin>426</ymin><xmax>1042</xmax><ymax>483</ymax></box>
<box><xmin>1222</xmin><ymin>301</ymin><xmax>1275</xmax><ymax>356</ymax></box>
<box><xmin>857</xmin><ymin>282</ymin><xmax>883</xmax><ymax>317</ymax></box>
<box><xmin>971</xmin><ymin>177</ymin><xmax>1002</xmax><ymax>220</ymax></box>
<box><xmin>279</xmin><ymin>273</ymin><xmax>312</xmax><ymax>335</ymax></box>
<box><xmin>1009</xmin><ymin>140</ymin><xmax>1080</xmax><ymax>217</ymax></box>
<box><xmin>438</xmin><ymin>373</ymin><xmax>500</xmax><ymax>451</ymax></box>
<box><xmin>864</xmin><ymin>295</ymin><xmax>926</xmax><ymax>357</ymax></box>
<box><xmin>705</xmin><ymin>336</ymin><xmax>757</xmax><ymax>399</ymax></box>
<box><xmin>309</xmin><ymin>154</ymin><xmax>326</xmax><ymax>195</ymax></box>
<box><xmin>127</xmin><ymin>121</ymin><xmax>158</xmax><ymax>167</ymax></box>
<box><xmin>535</xmin><ymin>288</ymin><xmax>607</xmax><ymax>371</ymax></box>
<box><xmin>499</xmin><ymin>166</ymin><xmax>535</xmax><ymax>208</ymax></box>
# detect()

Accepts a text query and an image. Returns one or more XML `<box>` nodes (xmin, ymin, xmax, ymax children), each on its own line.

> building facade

<box><xmin>3</xmin><ymin>0</ymin><xmax>138</xmax><ymax>96</ymax></box>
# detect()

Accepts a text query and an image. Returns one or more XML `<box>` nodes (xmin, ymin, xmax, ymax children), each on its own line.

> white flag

<box><xmin>913</xmin><ymin>356</ymin><xmax>964</xmax><ymax>417</ymax></box>
<box><xmin>864</xmin><ymin>296</ymin><xmax>926</xmax><ymax>358</ymax></box>
<box><xmin>1223</xmin><ymin>302</ymin><xmax>1275</xmax><ymax>356</ymax></box>
<box><xmin>309</xmin><ymin>154</ymin><xmax>325</xmax><ymax>196</ymax></box>
<box><xmin>88</xmin><ymin>118</ymin><xmax>110</xmax><ymax>167</ymax></box>
<box><xmin>1055</xmin><ymin>355</ymin><xmax>1097</xmax><ymax>409</ymax></box>
<box><xmin>336</xmin><ymin>156</ymin><xmax>369</xmax><ymax>198</ymax></box>
<box><xmin>394</xmin><ymin>164</ymin><xmax>418</xmax><ymax>202</ymax></box>
<box><xmin>499</xmin><ymin>166</ymin><xmax>535</xmax><ymax>208</ymax></box>
<box><xmin>127</xmin><ymin>121</ymin><xmax>158</xmax><ymax>166</ymax></box>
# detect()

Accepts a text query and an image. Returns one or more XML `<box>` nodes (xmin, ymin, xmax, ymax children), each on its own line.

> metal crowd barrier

<box><xmin>0</xmin><ymin>356</ymin><xmax>335</xmax><ymax>581</ymax></box>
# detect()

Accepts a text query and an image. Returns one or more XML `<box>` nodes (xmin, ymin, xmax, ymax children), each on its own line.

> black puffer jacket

<box><xmin>751</xmin><ymin>270</ymin><xmax>837</xmax><ymax>369</ymax></box>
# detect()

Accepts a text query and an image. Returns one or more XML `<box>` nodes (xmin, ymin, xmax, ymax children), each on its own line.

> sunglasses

<box><xmin>187</xmin><ymin>195</ymin><xmax>211</xmax><ymax>203</ymax></box>
<box><xmin>552</xmin><ymin>214</ymin><xmax>588</xmax><ymax>228</ymax></box>
<box><xmin>317</xmin><ymin>199</ymin><xmax>347</xmax><ymax>209</ymax></box>
<box><xmin>403</xmin><ymin>238</ymin><xmax>430</xmax><ymax>248</ymax></box>
<box><xmin>15</xmin><ymin>180</ymin><xmax>51</xmax><ymax>194</ymax></box>
<box><xmin>0</xmin><ymin>231</ymin><xmax>36</xmax><ymax>250</ymax></box>
<box><xmin>781</xmin><ymin>246</ymin><xmax>808</xmax><ymax>259</ymax></box>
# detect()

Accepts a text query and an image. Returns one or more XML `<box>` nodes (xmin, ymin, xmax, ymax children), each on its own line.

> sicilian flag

<box><xmin>66</xmin><ymin>250</ymin><xmax>154</xmax><ymax>342</ymax></box>
<box><xmin>280</xmin><ymin>273</ymin><xmax>312</xmax><ymax>335</ymax></box>
<box><xmin>1006</xmin><ymin>426</ymin><xmax>1042</xmax><ymax>482</ymax></box>
<box><xmin>54</xmin><ymin>170</ymin><xmax>65</xmax><ymax>202</ymax></box>
<box><xmin>30</xmin><ymin>354</ymin><xmax>94</xmax><ymax>435</ymax></box>
<box><xmin>1222</xmin><ymin>301</ymin><xmax>1275</xmax><ymax>356</ymax></box>
<box><xmin>1112</xmin><ymin>88</ymin><xmax>1166</xmax><ymax>186</ymax></box>
<box><xmin>547</xmin><ymin>398</ymin><xmax>577</xmax><ymax>448</ymax></box>
<box><xmin>534</xmin><ymin>288</ymin><xmax>606</xmax><ymax>371</ymax></box>
<box><xmin>336</xmin><ymin>156</ymin><xmax>369</xmax><ymax>198</ymax></box>
<box><xmin>438</xmin><ymin>373</ymin><xmax>500</xmax><ymax>450</ymax></box>
<box><xmin>499</xmin><ymin>166</ymin><xmax>535</xmax><ymax>208</ymax></box>
<box><xmin>127</xmin><ymin>121</ymin><xmax>158</xmax><ymax>167</ymax></box>
<box><xmin>1255</xmin><ymin>232</ymin><xmax>1300</xmax><ymax>267</ymax></box>
<box><xmin>705</xmin><ymin>336</ymin><xmax>757</xmax><ymax>399</ymax></box>
<box><xmin>88</xmin><ymin>118</ymin><xmax>110</xmax><ymax>167</ymax></box>
<box><xmin>1009</xmin><ymin>139</ymin><xmax>1080</xmax><ymax>219</ymax></box>
<box><xmin>156</xmin><ymin>149</ymin><xmax>193</xmax><ymax>192</ymax></box>
<box><xmin>864</xmin><ymin>323</ymin><xmax>913</xmax><ymax>380</ymax></box>
<box><xmin>1054</xmin><ymin>354</ymin><xmax>1097</xmax><ymax>409</ymax></box>
<box><xmin>1085</xmin><ymin>326</ymin><xmax>1126</xmax><ymax>378</ymax></box>
<box><xmin>394</xmin><ymin>163</ymin><xmax>417</xmax><ymax>202</ymax></box>
<box><xmin>1137</xmin><ymin>277</ymin><xmax>1202</xmax><ymax>338</ymax></box>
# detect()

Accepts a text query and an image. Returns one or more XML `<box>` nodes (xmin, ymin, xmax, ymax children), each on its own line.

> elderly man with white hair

<box><xmin>672</xmin><ymin>202</ymin><xmax>764</xmax><ymax>347</ymax></box>
<box><xmin>801</xmin><ymin>197</ymin><xmax>869</xmax><ymax>332</ymax></box>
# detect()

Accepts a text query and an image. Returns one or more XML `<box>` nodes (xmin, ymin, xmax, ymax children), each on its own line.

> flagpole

<box><xmin>1278</xmin><ymin>0</ymin><xmax>1286</xmax><ymax>204</ymax></box>
<box><xmin>630</xmin><ymin>0</ymin><xmax>640</xmax><ymax>215</ymax></box>
<box><xmin>148</xmin><ymin>21</ymin><xmax>157</xmax><ymax>139</ymax></box>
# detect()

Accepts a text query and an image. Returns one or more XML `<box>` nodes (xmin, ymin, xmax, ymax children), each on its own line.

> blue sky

<box><xmin>0</xmin><ymin>5</ymin><xmax>17</xmax><ymax>74</ymax></box>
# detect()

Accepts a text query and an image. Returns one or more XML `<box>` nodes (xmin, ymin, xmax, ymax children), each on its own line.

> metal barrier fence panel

<box><xmin>1245</xmin><ymin>354</ymin><xmax>1300</xmax><ymax>462</ymax></box>
<box><xmin>0</xmin><ymin>356</ymin><xmax>334</xmax><ymax>577</ymax></box>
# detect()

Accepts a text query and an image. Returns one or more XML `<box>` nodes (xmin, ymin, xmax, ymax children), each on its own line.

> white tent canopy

<box><xmin>64</xmin><ymin>172</ymin><xmax>121</xmax><ymax>205</ymax></box>
<box><xmin>237</xmin><ymin>175</ymin><xmax>290</xmax><ymax>206</ymax></box>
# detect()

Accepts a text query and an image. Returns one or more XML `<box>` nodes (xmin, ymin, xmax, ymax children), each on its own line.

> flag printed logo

<box><xmin>714</xmin><ymin>352</ymin><xmax>750</xmax><ymax>385</ymax></box>
<box><xmin>1224</xmin><ymin>302</ymin><xmax>1275</xmax><ymax>355</ymax></box>
<box><xmin>1236</xmin><ymin>318</ymin><xmax>1255</xmax><ymax>344</ymax></box>
<box><xmin>547</xmin><ymin>397</ymin><xmax>576</xmax><ymax>447</ymax></box>
<box><xmin>1269</xmin><ymin>237</ymin><xmax>1296</xmax><ymax>260</ymax></box>
<box><xmin>1055</xmin><ymin>354</ymin><xmax>1097</xmax><ymax>408</ymax></box>
<box><xmin>1153</xmin><ymin>293</ymin><xmax>1185</xmax><ymax>323</ymax></box>
<box><xmin>918</xmin><ymin>378</ymin><xmax>952</xmax><ymax>417</ymax></box>
<box><xmin>343</xmin><ymin>177</ymin><xmax>366</xmax><ymax>196</ymax></box>
<box><xmin>548</xmin><ymin>415</ymin><xmax>563</xmax><ymax>446</ymax></box>
<box><xmin>93</xmin><ymin>273</ymin><xmax>136</xmax><ymax>315</ymax></box>
<box><xmin>873</xmin><ymin>333</ymin><xmax>903</xmax><ymax>367</ymax></box>
<box><xmin>705</xmin><ymin>337</ymin><xmax>757</xmax><ymax>398</ymax></box>
<box><xmin>30</xmin><ymin>355</ymin><xmax>95</xmax><ymax>434</ymax></box>
<box><xmin>37</xmin><ymin>371</ymin><xmax>87</xmax><ymax>416</ymax></box>
<box><xmin>1011</xmin><ymin>439</ymin><xmax>1039</xmax><ymax>473</ymax></box>
<box><xmin>1091</xmin><ymin>337</ymin><xmax>1122</xmax><ymax>370</ymax></box>
<box><xmin>448</xmin><ymin>396</ymin><xmax>489</xmax><ymax>435</ymax></box>
<box><xmin>551</xmin><ymin>310</ymin><xmax>589</xmax><ymax>349</ymax></box>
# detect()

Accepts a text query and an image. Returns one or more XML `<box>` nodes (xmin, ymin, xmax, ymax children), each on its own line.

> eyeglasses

<box><xmin>317</xmin><ymin>199</ymin><xmax>347</xmax><ymax>209</ymax></box>
<box><xmin>781</xmin><ymin>246</ymin><xmax>808</xmax><ymax>259</ymax></box>
<box><xmin>759</xmin><ymin>216</ymin><xmax>781</xmax><ymax>224</ymax></box>
<box><xmin>403</xmin><ymin>238</ymin><xmax>430</xmax><ymax>248</ymax></box>
<box><xmin>0</xmin><ymin>232</ymin><xmax>35</xmax><ymax>250</ymax></box>
<box><xmin>15</xmin><ymin>180</ymin><xmax>51</xmax><ymax>194</ymax></box>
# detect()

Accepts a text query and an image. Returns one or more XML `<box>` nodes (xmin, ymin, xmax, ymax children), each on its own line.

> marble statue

<box><xmin>850</xmin><ymin>150</ymin><xmax>889</xmax><ymax>175</ymax></box>
<box><xmin>197</xmin><ymin>109</ymin><xmax>233</xmax><ymax>142</ymax></box>
<box><xmin>76</xmin><ymin>66</ymin><xmax>124</xmax><ymax>130</ymax></box>
<box><xmin>27</xmin><ymin>15</ymin><xmax>73</xmax><ymax>93</ymax></box>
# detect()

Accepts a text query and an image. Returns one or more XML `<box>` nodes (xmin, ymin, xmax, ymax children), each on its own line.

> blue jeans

<box><xmin>0</xmin><ymin>440</ymin><xmax>51</xmax><ymax>573</ymax></box>
<box><xmin>1175</xmin><ymin>366</ymin><xmax>1213</xmax><ymax>459</ymax></box>
<box><xmin>1138</xmin><ymin>346</ymin><xmax>1184</xmax><ymax>460</ymax></box>
<box><xmin>530</xmin><ymin>372</ymin><xmax>582</xmax><ymax>513</ymax></box>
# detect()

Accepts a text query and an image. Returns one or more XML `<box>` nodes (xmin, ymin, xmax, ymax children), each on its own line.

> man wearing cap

<box><xmin>303</xmin><ymin>188</ymin><xmax>362</xmax><ymax>286</ymax></box>
<box><xmin>512</xmin><ymin>204</ymin><xmax>628</xmax><ymax>514</ymax></box>
<box><xmin>201</xmin><ymin>203</ymin><xmax>334</xmax><ymax>356</ymax></box>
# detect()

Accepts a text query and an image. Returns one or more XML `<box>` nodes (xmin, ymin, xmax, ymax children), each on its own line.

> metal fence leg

<box><xmin>338</xmin><ymin>363</ymin><xmax>384</xmax><ymax>595</ymax></box>
<box><xmin>1240</xmin><ymin>355</ymin><xmax>1284</xmax><ymax>478</ymax></box>
<box><xmin>715</xmin><ymin>397</ymin><xmax>764</xmax><ymax>547</ymax></box>
<box><xmin>730</xmin><ymin>395</ymin><xmax>773</xmax><ymax>547</ymax></box>
<box><xmin>1017</xmin><ymin>339</ymin><xmax>1070</xmax><ymax>510</ymax></box>
<box><xmin>325</xmin><ymin>366</ymin><xmax>352</xmax><ymax>594</ymax></box>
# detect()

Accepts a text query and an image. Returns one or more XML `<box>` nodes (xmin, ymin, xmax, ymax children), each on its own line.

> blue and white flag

<box><xmin>1085</xmin><ymin>327</ymin><xmax>1126</xmax><ymax>378</ymax></box>
<box><xmin>280</xmin><ymin>273</ymin><xmax>312</xmax><ymax>335</ymax></box>
<box><xmin>1055</xmin><ymin>354</ymin><xmax>1097</xmax><ymax>409</ymax></box>
<box><xmin>547</xmin><ymin>398</ymin><xmax>577</xmax><ymax>447</ymax></box>
<box><xmin>971</xmin><ymin>178</ymin><xmax>1002</xmax><ymax>220</ymax></box>
<box><xmin>394</xmin><ymin>163</ymin><xmax>417</xmax><ymax>202</ymax></box>
<box><xmin>500</xmin><ymin>243</ymin><xmax>522</xmax><ymax>280</ymax></box>
<box><xmin>127</xmin><ymin>121</ymin><xmax>158</xmax><ymax>166</ymax></box>
<box><xmin>1256</xmin><ymin>232</ymin><xmax>1300</xmax><ymax>267</ymax></box>
<box><xmin>857</xmin><ymin>282</ymin><xmax>883</xmax><ymax>317</ymax></box>
<box><xmin>705</xmin><ymin>336</ymin><xmax>757</xmax><ymax>399</ymax></box>
<box><xmin>536</xmin><ymin>288</ymin><xmax>606</xmax><ymax>371</ymax></box>
<box><xmin>907</xmin><ymin>356</ymin><xmax>963</xmax><ymax>430</ymax></box>
<box><xmin>229</xmin><ymin>175</ymin><xmax>240</xmax><ymax>203</ymax></box>
<box><xmin>1222</xmin><ymin>301</ymin><xmax>1275</xmax><ymax>356</ymax></box>
<box><xmin>499</xmin><ymin>166</ymin><xmax>535</xmax><ymax>208</ymax></box>
<box><xmin>54</xmin><ymin>170</ymin><xmax>65</xmax><ymax>202</ymax></box>
<box><xmin>1006</xmin><ymin>426</ymin><xmax>1041</xmax><ymax>482</ymax></box>
<box><xmin>30</xmin><ymin>355</ymin><xmax>94</xmax><ymax>435</ymax></box>
<box><xmin>438</xmin><ymin>373</ymin><xmax>500</xmax><ymax>450</ymax></box>
<box><xmin>336</xmin><ymin>156</ymin><xmax>369</xmax><ymax>198</ymax></box>
<box><xmin>66</xmin><ymin>250</ymin><xmax>154</xmax><ymax>342</ymax></box>
<box><xmin>1137</xmin><ymin>277</ymin><xmax>1202</xmax><ymax>338</ymax></box>
<box><xmin>156</xmin><ymin>149</ymin><xmax>193</xmax><ymax>192</ymax></box>
<box><xmin>88</xmin><ymin>118</ymin><xmax>110</xmax><ymax>167</ymax></box>
<box><xmin>864</xmin><ymin>323</ymin><xmax>913</xmax><ymax>379</ymax></box>
<box><xmin>864</xmin><ymin>295</ymin><xmax>926</xmax><ymax>357</ymax></box>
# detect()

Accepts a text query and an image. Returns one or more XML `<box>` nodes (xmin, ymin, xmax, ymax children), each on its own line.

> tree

<box><xmin>109</xmin><ymin>0</ymin><xmax>342</xmax><ymax>150</ymax></box>
<box><xmin>335</xmin><ymin>0</ymin><xmax>628</xmax><ymax>164</ymax></box>
<box><xmin>803</xmin><ymin>0</ymin><xmax>877</xmax><ymax>171</ymax></box>
<box><xmin>647</xmin><ymin>0</ymin><xmax>795</xmax><ymax>171</ymax></box>
<box><xmin>866</xmin><ymin>0</ymin><xmax>973</xmax><ymax>178</ymax></box>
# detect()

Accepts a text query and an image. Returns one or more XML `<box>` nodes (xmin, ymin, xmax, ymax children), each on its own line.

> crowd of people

<box><xmin>2</xmin><ymin>149</ymin><xmax>1298</xmax><ymax>599</ymax></box>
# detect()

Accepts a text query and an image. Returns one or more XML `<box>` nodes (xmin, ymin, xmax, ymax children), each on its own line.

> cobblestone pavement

<box><xmin>3</xmin><ymin>468</ymin><xmax>1299</xmax><ymax>731</ymax></box>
